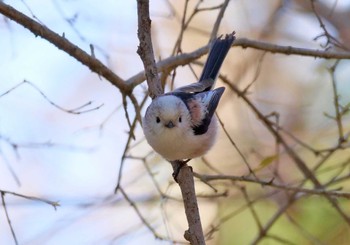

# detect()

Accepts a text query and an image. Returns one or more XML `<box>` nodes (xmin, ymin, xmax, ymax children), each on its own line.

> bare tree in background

<box><xmin>1</xmin><ymin>0</ymin><xmax>350</xmax><ymax>244</ymax></box>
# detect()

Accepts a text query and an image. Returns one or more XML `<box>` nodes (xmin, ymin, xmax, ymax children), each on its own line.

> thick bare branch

<box><xmin>136</xmin><ymin>0</ymin><xmax>163</xmax><ymax>98</ymax></box>
<box><xmin>0</xmin><ymin>2</ymin><xmax>129</xmax><ymax>94</ymax></box>
<box><xmin>171</xmin><ymin>161</ymin><xmax>205</xmax><ymax>245</ymax></box>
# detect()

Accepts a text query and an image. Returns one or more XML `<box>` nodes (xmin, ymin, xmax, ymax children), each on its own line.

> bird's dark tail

<box><xmin>199</xmin><ymin>32</ymin><xmax>236</xmax><ymax>89</ymax></box>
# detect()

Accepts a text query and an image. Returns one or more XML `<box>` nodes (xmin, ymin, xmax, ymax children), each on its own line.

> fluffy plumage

<box><xmin>142</xmin><ymin>33</ymin><xmax>235</xmax><ymax>161</ymax></box>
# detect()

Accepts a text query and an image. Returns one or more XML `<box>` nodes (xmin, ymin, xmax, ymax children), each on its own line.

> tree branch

<box><xmin>1</xmin><ymin>0</ymin><xmax>350</xmax><ymax>98</ymax></box>
<box><xmin>127</xmin><ymin>38</ymin><xmax>350</xmax><ymax>90</ymax></box>
<box><xmin>195</xmin><ymin>173</ymin><xmax>350</xmax><ymax>199</ymax></box>
<box><xmin>136</xmin><ymin>0</ymin><xmax>163</xmax><ymax>99</ymax></box>
<box><xmin>171</xmin><ymin>161</ymin><xmax>205</xmax><ymax>245</ymax></box>
<box><xmin>1</xmin><ymin>192</ymin><xmax>18</xmax><ymax>245</ymax></box>
<box><xmin>234</xmin><ymin>38</ymin><xmax>350</xmax><ymax>59</ymax></box>
<box><xmin>221</xmin><ymin>75</ymin><xmax>350</xmax><ymax>225</ymax></box>
<box><xmin>0</xmin><ymin>2</ymin><xmax>129</xmax><ymax>94</ymax></box>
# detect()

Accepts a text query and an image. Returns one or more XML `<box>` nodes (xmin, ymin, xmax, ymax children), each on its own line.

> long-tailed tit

<box><xmin>142</xmin><ymin>33</ymin><xmax>235</xmax><ymax>161</ymax></box>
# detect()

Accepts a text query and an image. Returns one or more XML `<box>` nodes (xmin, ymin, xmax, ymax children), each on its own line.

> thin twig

<box><xmin>328</xmin><ymin>61</ymin><xmax>345</xmax><ymax>143</ymax></box>
<box><xmin>234</xmin><ymin>38</ymin><xmax>350</xmax><ymax>59</ymax></box>
<box><xmin>119</xmin><ymin>186</ymin><xmax>163</xmax><ymax>240</ymax></box>
<box><xmin>0</xmin><ymin>189</ymin><xmax>60</xmax><ymax>209</ymax></box>
<box><xmin>221</xmin><ymin>76</ymin><xmax>322</xmax><ymax>186</ymax></box>
<box><xmin>195</xmin><ymin>173</ymin><xmax>350</xmax><ymax>198</ymax></box>
<box><xmin>122</xmin><ymin>94</ymin><xmax>135</xmax><ymax>140</ymax></box>
<box><xmin>216</xmin><ymin>113</ymin><xmax>257</xmax><ymax>178</ymax></box>
<box><xmin>221</xmin><ymin>75</ymin><xmax>350</xmax><ymax>225</ymax></box>
<box><xmin>240</xmin><ymin>186</ymin><xmax>263</xmax><ymax>232</ymax></box>
<box><xmin>1</xmin><ymin>192</ymin><xmax>19</xmax><ymax>245</ymax></box>
<box><xmin>210</xmin><ymin>0</ymin><xmax>230</xmax><ymax>42</ymax></box>
<box><xmin>1</xmin><ymin>80</ymin><xmax>103</xmax><ymax>114</ymax></box>
<box><xmin>310</xmin><ymin>0</ymin><xmax>347</xmax><ymax>50</ymax></box>
<box><xmin>114</xmin><ymin>93</ymin><xmax>148</xmax><ymax>193</ymax></box>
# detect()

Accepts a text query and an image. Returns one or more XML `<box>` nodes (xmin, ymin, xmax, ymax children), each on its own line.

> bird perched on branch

<box><xmin>142</xmin><ymin>32</ymin><xmax>235</xmax><ymax>161</ymax></box>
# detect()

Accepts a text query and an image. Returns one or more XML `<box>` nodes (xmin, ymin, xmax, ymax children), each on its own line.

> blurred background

<box><xmin>0</xmin><ymin>0</ymin><xmax>350</xmax><ymax>244</ymax></box>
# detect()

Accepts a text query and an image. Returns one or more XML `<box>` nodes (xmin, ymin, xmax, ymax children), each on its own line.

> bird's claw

<box><xmin>172</xmin><ymin>159</ymin><xmax>192</xmax><ymax>182</ymax></box>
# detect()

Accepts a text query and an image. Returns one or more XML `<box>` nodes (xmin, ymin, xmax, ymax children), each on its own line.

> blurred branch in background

<box><xmin>0</xmin><ymin>0</ymin><xmax>350</xmax><ymax>244</ymax></box>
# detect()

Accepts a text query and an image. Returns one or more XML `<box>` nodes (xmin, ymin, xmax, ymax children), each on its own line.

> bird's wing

<box><xmin>172</xmin><ymin>79</ymin><xmax>214</xmax><ymax>93</ymax></box>
<box><xmin>190</xmin><ymin>87</ymin><xmax>225</xmax><ymax>135</ymax></box>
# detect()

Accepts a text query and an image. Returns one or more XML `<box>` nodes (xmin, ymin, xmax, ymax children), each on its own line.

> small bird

<box><xmin>142</xmin><ymin>33</ymin><xmax>235</xmax><ymax>161</ymax></box>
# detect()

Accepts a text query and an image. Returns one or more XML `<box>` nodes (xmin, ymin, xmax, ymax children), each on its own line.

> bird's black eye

<box><xmin>156</xmin><ymin>117</ymin><xmax>161</xmax><ymax>123</ymax></box>
<box><xmin>179</xmin><ymin>116</ymin><xmax>182</xmax><ymax>123</ymax></box>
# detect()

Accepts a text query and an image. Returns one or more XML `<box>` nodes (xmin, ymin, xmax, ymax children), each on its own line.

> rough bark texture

<box><xmin>171</xmin><ymin>161</ymin><xmax>205</xmax><ymax>245</ymax></box>
<box><xmin>136</xmin><ymin>0</ymin><xmax>163</xmax><ymax>99</ymax></box>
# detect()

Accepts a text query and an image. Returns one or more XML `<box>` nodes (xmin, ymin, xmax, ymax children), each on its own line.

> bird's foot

<box><xmin>172</xmin><ymin>159</ymin><xmax>192</xmax><ymax>182</ymax></box>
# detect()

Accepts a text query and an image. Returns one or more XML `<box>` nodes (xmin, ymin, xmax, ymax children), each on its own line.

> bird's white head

<box><xmin>142</xmin><ymin>95</ymin><xmax>192</xmax><ymax>137</ymax></box>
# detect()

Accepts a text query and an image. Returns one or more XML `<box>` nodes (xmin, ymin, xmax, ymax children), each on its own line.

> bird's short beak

<box><xmin>165</xmin><ymin>121</ymin><xmax>175</xmax><ymax>128</ymax></box>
